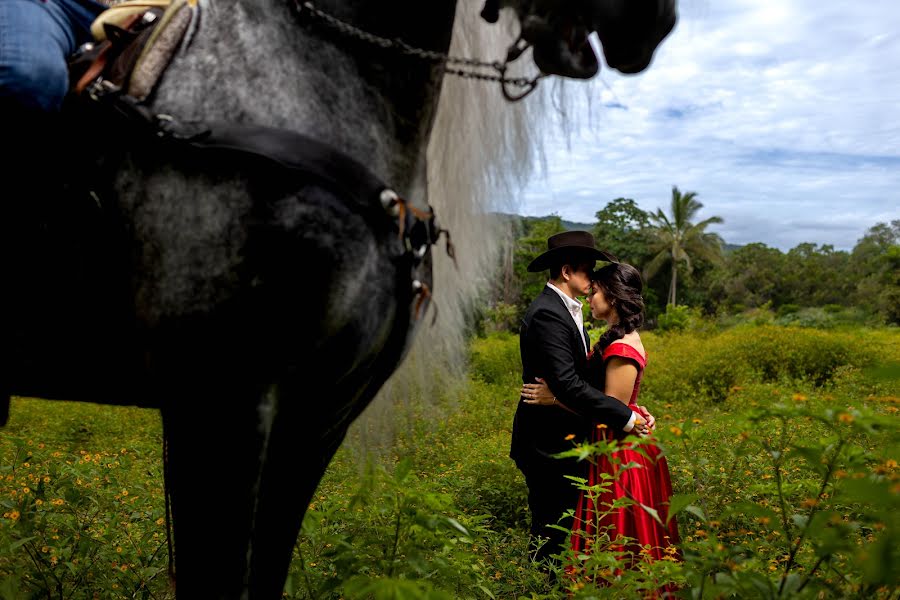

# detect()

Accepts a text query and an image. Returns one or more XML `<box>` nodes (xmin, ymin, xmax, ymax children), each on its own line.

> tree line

<box><xmin>486</xmin><ymin>186</ymin><xmax>899</xmax><ymax>328</ymax></box>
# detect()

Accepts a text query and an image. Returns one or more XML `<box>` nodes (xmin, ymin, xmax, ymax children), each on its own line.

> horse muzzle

<box><xmin>590</xmin><ymin>0</ymin><xmax>677</xmax><ymax>74</ymax></box>
<box><xmin>521</xmin><ymin>13</ymin><xmax>599</xmax><ymax>79</ymax></box>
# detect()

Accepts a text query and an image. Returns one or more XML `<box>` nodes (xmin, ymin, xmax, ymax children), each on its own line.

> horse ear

<box><xmin>480</xmin><ymin>0</ymin><xmax>500</xmax><ymax>23</ymax></box>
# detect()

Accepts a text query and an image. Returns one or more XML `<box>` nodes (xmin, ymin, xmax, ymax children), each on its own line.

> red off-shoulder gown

<box><xmin>571</xmin><ymin>342</ymin><xmax>680</xmax><ymax>562</ymax></box>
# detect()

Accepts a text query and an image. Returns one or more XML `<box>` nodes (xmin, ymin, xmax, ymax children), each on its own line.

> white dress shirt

<box><xmin>546</xmin><ymin>282</ymin><xmax>588</xmax><ymax>353</ymax></box>
<box><xmin>545</xmin><ymin>282</ymin><xmax>637</xmax><ymax>432</ymax></box>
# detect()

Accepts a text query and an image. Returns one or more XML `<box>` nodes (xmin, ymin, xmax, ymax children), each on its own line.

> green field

<box><xmin>2</xmin><ymin>325</ymin><xmax>898</xmax><ymax>599</ymax></box>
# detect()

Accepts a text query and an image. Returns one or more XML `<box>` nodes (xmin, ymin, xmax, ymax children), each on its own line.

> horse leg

<box><xmin>160</xmin><ymin>367</ymin><xmax>395</xmax><ymax>598</ymax></box>
<box><xmin>152</xmin><ymin>183</ymin><xmax>417</xmax><ymax>598</ymax></box>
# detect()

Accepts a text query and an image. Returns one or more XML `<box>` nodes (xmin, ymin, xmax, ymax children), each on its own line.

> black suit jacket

<box><xmin>510</xmin><ymin>286</ymin><xmax>633</xmax><ymax>472</ymax></box>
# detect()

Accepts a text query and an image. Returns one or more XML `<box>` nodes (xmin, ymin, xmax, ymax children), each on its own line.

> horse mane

<box><xmin>348</xmin><ymin>5</ymin><xmax>577</xmax><ymax>452</ymax></box>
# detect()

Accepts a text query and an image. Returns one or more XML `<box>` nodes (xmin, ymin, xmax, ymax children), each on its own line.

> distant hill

<box><xmin>490</xmin><ymin>212</ymin><xmax>592</xmax><ymax>231</ymax></box>
<box><xmin>489</xmin><ymin>212</ymin><xmax>743</xmax><ymax>251</ymax></box>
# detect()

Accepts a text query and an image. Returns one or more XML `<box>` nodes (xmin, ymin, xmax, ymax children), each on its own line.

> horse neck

<box><xmin>154</xmin><ymin>0</ymin><xmax>458</xmax><ymax>198</ymax></box>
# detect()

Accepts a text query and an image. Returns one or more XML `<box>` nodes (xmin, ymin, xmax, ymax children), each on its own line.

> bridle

<box><xmin>291</xmin><ymin>1</ymin><xmax>546</xmax><ymax>101</ymax></box>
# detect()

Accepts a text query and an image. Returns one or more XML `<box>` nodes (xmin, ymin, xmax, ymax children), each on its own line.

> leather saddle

<box><xmin>68</xmin><ymin>0</ymin><xmax>198</xmax><ymax>104</ymax></box>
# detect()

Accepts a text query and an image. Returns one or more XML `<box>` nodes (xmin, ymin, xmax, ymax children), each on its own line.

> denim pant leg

<box><xmin>0</xmin><ymin>0</ymin><xmax>104</xmax><ymax>112</ymax></box>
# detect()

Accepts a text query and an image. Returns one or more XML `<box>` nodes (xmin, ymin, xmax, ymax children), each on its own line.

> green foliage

<box><xmin>776</xmin><ymin>304</ymin><xmax>800</xmax><ymax>317</ymax></box>
<box><xmin>477</xmin><ymin>302</ymin><xmax>520</xmax><ymax>335</ymax></box>
<box><xmin>591</xmin><ymin>198</ymin><xmax>652</xmax><ymax>265</ymax></box>
<box><xmin>488</xmin><ymin>208</ymin><xmax>898</xmax><ymax>328</ymax></box>
<box><xmin>285</xmin><ymin>458</ymin><xmax>491</xmax><ymax>600</ymax></box>
<box><xmin>3</xmin><ymin>326</ymin><xmax>899</xmax><ymax>599</ymax></box>
<box><xmin>657</xmin><ymin>396</ymin><xmax>900</xmax><ymax>599</ymax></box>
<box><xmin>643</xmin><ymin>325</ymin><xmax>875</xmax><ymax>403</ymax></box>
<box><xmin>643</xmin><ymin>186</ymin><xmax>725</xmax><ymax>307</ymax></box>
<box><xmin>0</xmin><ymin>403</ymin><xmax>169</xmax><ymax>599</ymax></box>
<box><xmin>468</xmin><ymin>331</ymin><xmax>521</xmax><ymax>387</ymax></box>
<box><xmin>655</xmin><ymin>304</ymin><xmax>700</xmax><ymax>332</ymax></box>
<box><xmin>773</xmin><ymin>306</ymin><xmax>874</xmax><ymax>329</ymax></box>
<box><xmin>852</xmin><ymin>221</ymin><xmax>900</xmax><ymax>325</ymax></box>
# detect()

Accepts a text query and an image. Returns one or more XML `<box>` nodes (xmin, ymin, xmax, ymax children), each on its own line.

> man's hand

<box><xmin>638</xmin><ymin>406</ymin><xmax>656</xmax><ymax>430</ymax></box>
<box><xmin>521</xmin><ymin>377</ymin><xmax>557</xmax><ymax>405</ymax></box>
<box><xmin>633</xmin><ymin>414</ymin><xmax>650</xmax><ymax>436</ymax></box>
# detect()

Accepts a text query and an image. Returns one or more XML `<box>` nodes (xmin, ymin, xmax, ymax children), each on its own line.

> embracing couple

<box><xmin>511</xmin><ymin>230</ymin><xmax>680</xmax><ymax>569</ymax></box>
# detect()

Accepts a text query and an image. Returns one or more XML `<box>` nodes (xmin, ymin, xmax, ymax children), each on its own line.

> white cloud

<box><xmin>518</xmin><ymin>0</ymin><xmax>900</xmax><ymax>250</ymax></box>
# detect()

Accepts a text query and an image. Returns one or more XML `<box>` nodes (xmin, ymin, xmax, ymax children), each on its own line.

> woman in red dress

<box><xmin>523</xmin><ymin>262</ymin><xmax>680</xmax><ymax>573</ymax></box>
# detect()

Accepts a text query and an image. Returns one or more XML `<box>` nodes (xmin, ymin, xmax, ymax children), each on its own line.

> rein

<box><xmin>292</xmin><ymin>1</ymin><xmax>546</xmax><ymax>101</ymax></box>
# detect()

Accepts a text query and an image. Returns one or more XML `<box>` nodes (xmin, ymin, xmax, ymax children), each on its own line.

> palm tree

<box><xmin>644</xmin><ymin>186</ymin><xmax>724</xmax><ymax>306</ymax></box>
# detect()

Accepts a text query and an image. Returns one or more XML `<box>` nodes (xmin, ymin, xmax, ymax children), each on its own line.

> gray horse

<box><xmin>3</xmin><ymin>0</ymin><xmax>675</xmax><ymax>597</ymax></box>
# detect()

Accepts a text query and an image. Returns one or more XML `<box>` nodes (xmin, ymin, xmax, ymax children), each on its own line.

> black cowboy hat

<box><xmin>526</xmin><ymin>230</ymin><xmax>618</xmax><ymax>272</ymax></box>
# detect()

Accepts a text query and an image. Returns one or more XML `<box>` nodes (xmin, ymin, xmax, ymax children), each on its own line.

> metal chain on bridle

<box><xmin>291</xmin><ymin>1</ymin><xmax>545</xmax><ymax>101</ymax></box>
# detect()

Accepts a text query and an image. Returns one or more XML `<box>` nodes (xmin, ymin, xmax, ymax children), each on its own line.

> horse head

<box><xmin>482</xmin><ymin>0</ymin><xmax>676</xmax><ymax>78</ymax></box>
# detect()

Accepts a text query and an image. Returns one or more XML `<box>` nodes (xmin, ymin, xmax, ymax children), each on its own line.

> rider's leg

<box><xmin>0</xmin><ymin>0</ymin><xmax>104</xmax><ymax>112</ymax></box>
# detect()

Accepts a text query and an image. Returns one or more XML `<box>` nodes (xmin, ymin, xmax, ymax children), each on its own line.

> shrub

<box><xmin>777</xmin><ymin>303</ymin><xmax>801</xmax><ymax>317</ymax></box>
<box><xmin>642</xmin><ymin>326</ymin><xmax>869</xmax><ymax>404</ymax></box>
<box><xmin>656</xmin><ymin>305</ymin><xmax>696</xmax><ymax>332</ymax></box>
<box><xmin>479</xmin><ymin>302</ymin><xmax>520</xmax><ymax>334</ymax></box>
<box><xmin>468</xmin><ymin>332</ymin><xmax>520</xmax><ymax>386</ymax></box>
<box><xmin>0</xmin><ymin>411</ymin><xmax>169</xmax><ymax>599</ymax></box>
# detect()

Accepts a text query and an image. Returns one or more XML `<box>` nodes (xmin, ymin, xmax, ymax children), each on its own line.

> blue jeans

<box><xmin>0</xmin><ymin>0</ymin><xmax>105</xmax><ymax>112</ymax></box>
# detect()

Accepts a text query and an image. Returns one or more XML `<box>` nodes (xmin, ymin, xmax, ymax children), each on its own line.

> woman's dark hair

<box><xmin>591</xmin><ymin>262</ymin><xmax>645</xmax><ymax>355</ymax></box>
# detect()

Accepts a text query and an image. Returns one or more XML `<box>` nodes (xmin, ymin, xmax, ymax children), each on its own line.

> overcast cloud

<box><xmin>519</xmin><ymin>0</ymin><xmax>900</xmax><ymax>250</ymax></box>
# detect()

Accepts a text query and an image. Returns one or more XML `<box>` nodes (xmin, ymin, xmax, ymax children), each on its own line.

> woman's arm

<box><xmin>604</xmin><ymin>357</ymin><xmax>638</xmax><ymax>405</ymax></box>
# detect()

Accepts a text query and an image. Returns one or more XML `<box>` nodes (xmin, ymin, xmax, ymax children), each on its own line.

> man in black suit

<box><xmin>510</xmin><ymin>230</ymin><xmax>651</xmax><ymax>564</ymax></box>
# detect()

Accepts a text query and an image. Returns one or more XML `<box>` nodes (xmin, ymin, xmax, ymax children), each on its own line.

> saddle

<box><xmin>69</xmin><ymin>0</ymin><xmax>199</xmax><ymax>103</ymax></box>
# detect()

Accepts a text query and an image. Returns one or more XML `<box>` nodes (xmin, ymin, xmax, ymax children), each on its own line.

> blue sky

<box><xmin>519</xmin><ymin>0</ymin><xmax>900</xmax><ymax>250</ymax></box>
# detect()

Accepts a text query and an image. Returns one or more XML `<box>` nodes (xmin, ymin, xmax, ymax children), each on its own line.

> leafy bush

<box><xmin>285</xmin><ymin>458</ymin><xmax>492</xmax><ymax>600</ymax></box>
<box><xmin>657</xmin><ymin>397</ymin><xmax>900</xmax><ymax>599</ymax></box>
<box><xmin>468</xmin><ymin>332</ymin><xmax>521</xmax><ymax>387</ymax></box>
<box><xmin>478</xmin><ymin>302</ymin><xmax>520</xmax><ymax>335</ymax></box>
<box><xmin>776</xmin><ymin>304</ymin><xmax>800</xmax><ymax>317</ymax></box>
<box><xmin>656</xmin><ymin>305</ymin><xmax>694</xmax><ymax>332</ymax></box>
<box><xmin>0</xmin><ymin>403</ymin><xmax>169</xmax><ymax>599</ymax></box>
<box><xmin>642</xmin><ymin>326</ymin><xmax>871</xmax><ymax>404</ymax></box>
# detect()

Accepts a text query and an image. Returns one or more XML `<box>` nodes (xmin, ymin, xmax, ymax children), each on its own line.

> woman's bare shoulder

<box><xmin>617</xmin><ymin>331</ymin><xmax>646</xmax><ymax>357</ymax></box>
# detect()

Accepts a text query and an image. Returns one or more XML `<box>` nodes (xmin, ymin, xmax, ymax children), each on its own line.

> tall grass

<box><xmin>1</xmin><ymin>325</ymin><xmax>898</xmax><ymax>598</ymax></box>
